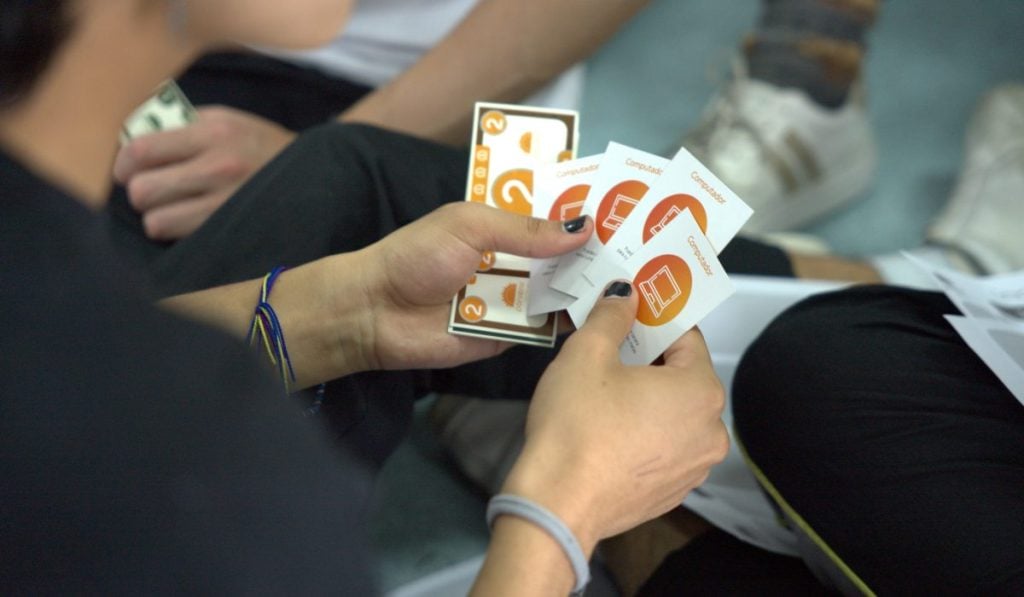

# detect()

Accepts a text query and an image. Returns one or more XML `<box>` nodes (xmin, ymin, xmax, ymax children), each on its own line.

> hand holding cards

<box><xmin>567</xmin><ymin>207</ymin><xmax>735</xmax><ymax>365</ymax></box>
<box><xmin>558</xmin><ymin>142</ymin><xmax>751</xmax><ymax>364</ymax></box>
<box><xmin>449</xmin><ymin>103</ymin><xmax>753</xmax><ymax>364</ymax></box>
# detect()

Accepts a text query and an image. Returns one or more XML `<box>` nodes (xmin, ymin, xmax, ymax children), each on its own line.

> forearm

<box><xmin>338</xmin><ymin>0</ymin><xmax>650</xmax><ymax>144</ymax></box>
<box><xmin>159</xmin><ymin>252</ymin><xmax>373</xmax><ymax>387</ymax></box>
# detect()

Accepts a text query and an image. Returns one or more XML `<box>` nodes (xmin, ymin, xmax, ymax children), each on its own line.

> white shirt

<box><xmin>268</xmin><ymin>0</ymin><xmax>585</xmax><ymax>110</ymax></box>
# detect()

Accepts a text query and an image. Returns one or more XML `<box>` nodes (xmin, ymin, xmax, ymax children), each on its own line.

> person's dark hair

<box><xmin>1</xmin><ymin>0</ymin><xmax>73</xmax><ymax>108</ymax></box>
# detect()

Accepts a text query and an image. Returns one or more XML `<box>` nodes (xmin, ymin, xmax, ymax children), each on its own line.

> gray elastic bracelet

<box><xmin>486</xmin><ymin>494</ymin><xmax>590</xmax><ymax>596</ymax></box>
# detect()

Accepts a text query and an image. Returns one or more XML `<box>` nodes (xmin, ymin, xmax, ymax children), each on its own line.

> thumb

<box><xmin>575</xmin><ymin>280</ymin><xmax>639</xmax><ymax>356</ymax></box>
<box><xmin>440</xmin><ymin>202</ymin><xmax>592</xmax><ymax>259</ymax></box>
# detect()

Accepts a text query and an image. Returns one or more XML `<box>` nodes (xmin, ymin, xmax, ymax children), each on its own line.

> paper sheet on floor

<box><xmin>905</xmin><ymin>252</ymin><xmax>1024</xmax><ymax>407</ymax></box>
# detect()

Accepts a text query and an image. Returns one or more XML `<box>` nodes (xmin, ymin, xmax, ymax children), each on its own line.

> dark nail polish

<box><xmin>562</xmin><ymin>216</ymin><xmax>586</xmax><ymax>233</ymax></box>
<box><xmin>603</xmin><ymin>281</ymin><xmax>632</xmax><ymax>298</ymax></box>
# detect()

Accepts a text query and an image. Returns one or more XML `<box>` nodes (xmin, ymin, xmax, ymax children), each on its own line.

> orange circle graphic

<box><xmin>501</xmin><ymin>283</ymin><xmax>518</xmax><ymax>307</ymax></box>
<box><xmin>594</xmin><ymin>180</ymin><xmax>649</xmax><ymax>245</ymax></box>
<box><xmin>519</xmin><ymin>132</ymin><xmax>533</xmax><ymax>154</ymax></box>
<box><xmin>481</xmin><ymin>110</ymin><xmax>507</xmax><ymax>136</ymax></box>
<box><xmin>459</xmin><ymin>296</ymin><xmax>487</xmax><ymax>323</ymax></box>
<box><xmin>633</xmin><ymin>254</ymin><xmax>692</xmax><ymax>327</ymax></box>
<box><xmin>548</xmin><ymin>184</ymin><xmax>590</xmax><ymax>221</ymax></box>
<box><xmin>478</xmin><ymin>251</ymin><xmax>496</xmax><ymax>272</ymax></box>
<box><xmin>491</xmin><ymin>168</ymin><xmax>533</xmax><ymax>215</ymax></box>
<box><xmin>642</xmin><ymin>194</ymin><xmax>708</xmax><ymax>244</ymax></box>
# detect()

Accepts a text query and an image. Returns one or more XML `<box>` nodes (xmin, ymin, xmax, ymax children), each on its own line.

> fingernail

<box><xmin>603</xmin><ymin>281</ymin><xmax>632</xmax><ymax>298</ymax></box>
<box><xmin>562</xmin><ymin>216</ymin><xmax>586</xmax><ymax>233</ymax></box>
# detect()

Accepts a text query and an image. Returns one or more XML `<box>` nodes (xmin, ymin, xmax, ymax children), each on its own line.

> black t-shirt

<box><xmin>0</xmin><ymin>150</ymin><xmax>375</xmax><ymax>594</ymax></box>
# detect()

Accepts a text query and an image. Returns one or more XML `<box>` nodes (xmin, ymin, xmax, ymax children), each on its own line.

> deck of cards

<box><xmin>447</xmin><ymin>103</ymin><xmax>579</xmax><ymax>347</ymax></box>
<box><xmin>449</xmin><ymin>102</ymin><xmax>754</xmax><ymax>364</ymax></box>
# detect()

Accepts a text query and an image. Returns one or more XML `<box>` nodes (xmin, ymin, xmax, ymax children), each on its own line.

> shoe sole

<box><xmin>745</xmin><ymin>147</ymin><xmax>878</xmax><ymax>233</ymax></box>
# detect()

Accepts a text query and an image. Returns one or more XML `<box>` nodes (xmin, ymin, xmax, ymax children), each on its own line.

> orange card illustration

<box><xmin>577</xmin><ymin>146</ymin><xmax>752</xmax><ymax>295</ymax></box>
<box><xmin>527</xmin><ymin>154</ymin><xmax>602</xmax><ymax>316</ymax></box>
<box><xmin>566</xmin><ymin>210</ymin><xmax>734</xmax><ymax>365</ymax></box>
<box><xmin>549</xmin><ymin>142</ymin><xmax>668</xmax><ymax>297</ymax></box>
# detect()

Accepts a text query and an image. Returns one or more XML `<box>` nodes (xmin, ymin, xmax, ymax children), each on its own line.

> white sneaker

<box><xmin>682</xmin><ymin>62</ymin><xmax>877</xmax><ymax>232</ymax></box>
<box><xmin>927</xmin><ymin>83</ymin><xmax>1024</xmax><ymax>274</ymax></box>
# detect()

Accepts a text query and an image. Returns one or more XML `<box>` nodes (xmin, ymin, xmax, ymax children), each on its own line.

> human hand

<box><xmin>352</xmin><ymin>201</ymin><xmax>592</xmax><ymax>372</ymax></box>
<box><xmin>499</xmin><ymin>286</ymin><xmax>729</xmax><ymax>555</ymax></box>
<box><xmin>113</xmin><ymin>105</ymin><xmax>297</xmax><ymax>240</ymax></box>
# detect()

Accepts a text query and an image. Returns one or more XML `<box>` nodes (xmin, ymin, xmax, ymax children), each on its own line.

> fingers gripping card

<box><xmin>449</xmin><ymin>103</ymin><xmax>579</xmax><ymax>347</ymax></box>
<box><xmin>567</xmin><ymin>210</ymin><xmax>734</xmax><ymax>365</ymax></box>
<box><xmin>528</xmin><ymin>154</ymin><xmax>603</xmax><ymax>316</ymax></box>
<box><xmin>549</xmin><ymin>142</ymin><xmax>669</xmax><ymax>297</ymax></box>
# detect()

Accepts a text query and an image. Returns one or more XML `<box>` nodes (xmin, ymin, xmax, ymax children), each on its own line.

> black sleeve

<box><xmin>1</xmin><ymin>301</ymin><xmax>377</xmax><ymax>595</ymax></box>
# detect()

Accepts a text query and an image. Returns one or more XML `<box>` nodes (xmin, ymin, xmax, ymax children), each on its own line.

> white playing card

<box><xmin>449</xmin><ymin>102</ymin><xmax>579</xmax><ymax>347</ymax></box>
<box><xmin>528</xmin><ymin>154</ymin><xmax>603</xmax><ymax>316</ymax></box>
<box><xmin>574</xmin><ymin>145</ymin><xmax>752</xmax><ymax>296</ymax></box>
<box><xmin>567</xmin><ymin>209</ymin><xmax>735</xmax><ymax>365</ymax></box>
<box><xmin>549</xmin><ymin>142</ymin><xmax>669</xmax><ymax>297</ymax></box>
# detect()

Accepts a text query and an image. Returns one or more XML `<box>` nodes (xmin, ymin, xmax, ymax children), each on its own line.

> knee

<box><xmin>310</xmin><ymin>121</ymin><xmax>438</xmax><ymax>156</ymax></box>
<box><xmin>732</xmin><ymin>285</ymin><xmax>949</xmax><ymax>459</ymax></box>
<box><xmin>298</xmin><ymin>121</ymin><xmax>388</xmax><ymax>154</ymax></box>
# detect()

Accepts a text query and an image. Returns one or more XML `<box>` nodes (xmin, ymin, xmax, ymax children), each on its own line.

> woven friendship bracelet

<box><xmin>486</xmin><ymin>494</ymin><xmax>590</xmax><ymax>595</ymax></box>
<box><xmin>246</xmin><ymin>267</ymin><xmax>327</xmax><ymax>414</ymax></box>
<box><xmin>246</xmin><ymin>266</ymin><xmax>297</xmax><ymax>393</ymax></box>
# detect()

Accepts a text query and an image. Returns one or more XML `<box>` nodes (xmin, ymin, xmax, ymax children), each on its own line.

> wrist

<box><xmin>319</xmin><ymin>251</ymin><xmax>379</xmax><ymax>376</ymax></box>
<box><xmin>499</xmin><ymin>445</ymin><xmax>601</xmax><ymax>558</ymax></box>
<box><xmin>485</xmin><ymin>512</ymin><xmax>579</xmax><ymax>596</ymax></box>
<box><xmin>486</xmin><ymin>494</ymin><xmax>591</xmax><ymax>595</ymax></box>
<box><xmin>274</xmin><ymin>252</ymin><xmax>376</xmax><ymax>383</ymax></box>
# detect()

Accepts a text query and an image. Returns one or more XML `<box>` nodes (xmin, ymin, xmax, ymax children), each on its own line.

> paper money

<box><xmin>448</xmin><ymin>102</ymin><xmax>578</xmax><ymax>347</ymax></box>
<box><xmin>121</xmin><ymin>80</ymin><xmax>197</xmax><ymax>143</ymax></box>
